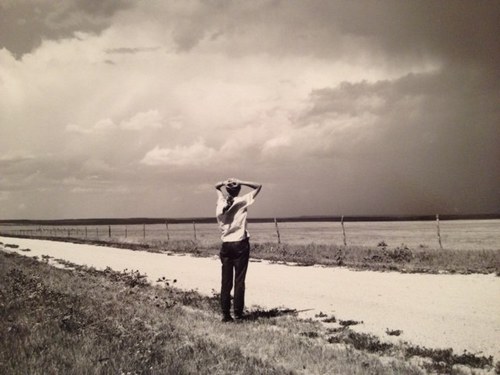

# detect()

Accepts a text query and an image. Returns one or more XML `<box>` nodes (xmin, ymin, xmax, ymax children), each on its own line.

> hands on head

<box><xmin>216</xmin><ymin>178</ymin><xmax>261</xmax><ymax>198</ymax></box>
<box><xmin>225</xmin><ymin>177</ymin><xmax>241</xmax><ymax>189</ymax></box>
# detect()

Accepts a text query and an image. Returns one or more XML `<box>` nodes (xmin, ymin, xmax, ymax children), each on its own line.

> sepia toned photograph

<box><xmin>1</xmin><ymin>1</ymin><xmax>499</xmax><ymax>374</ymax></box>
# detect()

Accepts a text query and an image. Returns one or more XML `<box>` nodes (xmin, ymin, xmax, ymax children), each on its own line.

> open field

<box><xmin>1</xmin><ymin>248</ymin><xmax>498</xmax><ymax>374</ymax></box>
<box><xmin>1</xmin><ymin>219</ymin><xmax>499</xmax><ymax>250</ymax></box>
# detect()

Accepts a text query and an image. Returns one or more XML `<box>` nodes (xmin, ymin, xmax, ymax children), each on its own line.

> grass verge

<box><xmin>1</xmin><ymin>250</ymin><xmax>496</xmax><ymax>374</ymax></box>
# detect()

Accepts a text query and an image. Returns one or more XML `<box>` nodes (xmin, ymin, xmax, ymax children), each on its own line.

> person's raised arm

<box><xmin>215</xmin><ymin>180</ymin><xmax>226</xmax><ymax>191</ymax></box>
<box><xmin>215</xmin><ymin>180</ymin><xmax>227</xmax><ymax>198</ymax></box>
<box><xmin>235</xmin><ymin>179</ymin><xmax>262</xmax><ymax>199</ymax></box>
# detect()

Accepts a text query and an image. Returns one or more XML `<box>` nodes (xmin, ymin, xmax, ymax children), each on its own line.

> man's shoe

<box><xmin>234</xmin><ymin>314</ymin><xmax>245</xmax><ymax>322</ymax></box>
<box><xmin>221</xmin><ymin>315</ymin><xmax>234</xmax><ymax>323</ymax></box>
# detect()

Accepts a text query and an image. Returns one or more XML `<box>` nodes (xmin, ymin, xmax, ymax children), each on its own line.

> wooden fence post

<box><xmin>108</xmin><ymin>225</ymin><xmax>111</xmax><ymax>238</ymax></box>
<box><xmin>274</xmin><ymin>218</ymin><xmax>281</xmax><ymax>244</ymax></box>
<box><xmin>165</xmin><ymin>221</ymin><xmax>170</xmax><ymax>241</ymax></box>
<box><xmin>341</xmin><ymin>216</ymin><xmax>347</xmax><ymax>246</ymax></box>
<box><xmin>96</xmin><ymin>227</ymin><xmax>99</xmax><ymax>238</ymax></box>
<box><xmin>85</xmin><ymin>226</ymin><xmax>87</xmax><ymax>238</ymax></box>
<box><xmin>143</xmin><ymin>224</ymin><xmax>146</xmax><ymax>240</ymax></box>
<box><xmin>193</xmin><ymin>221</ymin><xmax>197</xmax><ymax>241</ymax></box>
<box><xmin>436</xmin><ymin>214</ymin><xmax>443</xmax><ymax>249</ymax></box>
<box><xmin>125</xmin><ymin>225</ymin><xmax>127</xmax><ymax>238</ymax></box>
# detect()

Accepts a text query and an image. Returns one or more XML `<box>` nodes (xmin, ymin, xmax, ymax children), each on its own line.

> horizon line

<box><xmin>0</xmin><ymin>213</ymin><xmax>499</xmax><ymax>225</ymax></box>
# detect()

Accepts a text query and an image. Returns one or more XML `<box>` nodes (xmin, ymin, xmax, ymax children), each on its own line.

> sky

<box><xmin>1</xmin><ymin>0</ymin><xmax>499</xmax><ymax>220</ymax></box>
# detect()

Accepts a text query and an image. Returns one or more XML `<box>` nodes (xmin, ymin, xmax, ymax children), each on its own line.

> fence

<box><xmin>0</xmin><ymin>218</ymin><xmax>498</xmax><ymax>250</ymax></box>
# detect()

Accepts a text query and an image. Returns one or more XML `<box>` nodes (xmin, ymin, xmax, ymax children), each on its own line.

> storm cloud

<box><xmin>0</xmin><ymin>0</ymin><xmax>132</xmax><ymax>57</ymax></box>
<box><xmin>0</xmin><ymin>0</ymin><xmax>499</xmax><ymax>219</ymax></box>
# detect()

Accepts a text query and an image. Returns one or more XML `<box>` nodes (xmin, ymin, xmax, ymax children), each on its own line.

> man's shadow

<box><xmin>240</xmin><ymin>307</ymin><xmax>299</xmax><ymax>321</ymax></box>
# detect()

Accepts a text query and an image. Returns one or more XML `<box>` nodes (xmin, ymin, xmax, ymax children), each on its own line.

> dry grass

<box><xmin>255</xmin><ymin>242</ymin><xmax>500</xmax><ymax>274</ymax></box>
<box><xmin>1</xmin><ymin>250</ymin><xmax>496</xmax><ymax>374</ymax></box>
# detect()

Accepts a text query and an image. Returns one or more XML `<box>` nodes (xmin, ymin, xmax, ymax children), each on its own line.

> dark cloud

<box><xmin>161</xmin><ymin>0</ymin><xmax>499</xmax><ymax>68</ymax></box>
<box><xmin>319</xmin><ymin>1</ymin><xmax>500</xmax><ymax>67</ymax></box>
<box><xmin>4</xmin><ymin>0</ymin><xmax>499</xmax><ymax>66</ymax></box>
<box><xmin>105</xmin><ymin>47</ymin><xmax>160</xmax><ymax>54</ymax></box>
<box><xmin>300</xmin><ymin>66</ymin><xmax>500</xmax><ymax>214</ymax></box>
<box><xmin>0</xmin><ymin>0</ymin><xmax>132</xmax><ymax>57</ymax></box>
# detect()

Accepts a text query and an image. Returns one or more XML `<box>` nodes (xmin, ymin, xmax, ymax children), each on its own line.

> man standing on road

<box><xmin>215</xmin><ymin>178</ymin><xmax>262</xmax><ymax>322</ymax></box>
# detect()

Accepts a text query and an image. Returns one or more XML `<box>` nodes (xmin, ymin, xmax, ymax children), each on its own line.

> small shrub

<box><xmin>391</xmin><ymin>247</ymin><xmax>413</xmax><ymax>263</ymax></box>
<box><xmin>385</xmin><ymin>329</ymin><xmax>403</xmax><ymax>336</ymax></box>
<box><xmin>339</xmin><ymin>320</ymin><xmax>363</xmax><ymax>327</ymax></box>
<box><xmin>326</xmin><ymin>327</ymin><xmax>345</xmax><ymax>334</ymax></box>
<box><xmin>322</xmin><ymin>315</ymin><xmax>337</xmax><ymax>323</ymax></box>
<box><xmin>300</xmin><ymin>331</ymin><xmax>319</xmax><ymax>338</ymax></box>
<box><xmin>346</xmin><ymin>331</ymin><xmax>393</xmax><ymax>353</ymax></box>
<box><xmin>405</xmin><ymin>345</ymin><xmax>493</xmax><ymax>371</ymax></box>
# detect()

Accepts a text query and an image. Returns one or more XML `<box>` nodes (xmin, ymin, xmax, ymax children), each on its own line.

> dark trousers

<box><xmin>219</xmin><ymin>238</ymin><xmax>250</xmax><ymax>317</ymax></box>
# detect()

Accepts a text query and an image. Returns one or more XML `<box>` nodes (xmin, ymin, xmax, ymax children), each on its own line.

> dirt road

<box><xmin>2</xmin><ymin>236</ymin><xmax>499</xmax><ymax>360</ymax></box>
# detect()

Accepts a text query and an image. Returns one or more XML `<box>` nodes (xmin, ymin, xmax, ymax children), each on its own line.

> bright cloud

<box><xmin>66</xmin><ymin>111</ymin><xmax>163</xmax><ymax>135</ymax></box>
<box><xmin>141</xmin><ymin>140</ymin><xmax>216</xmax><ymax>167</ymax></box>
<box><xmin>120</xmin><ymin>110</ymin><xmax>163</xmax><ymax>130</ymax></box>
<box><xmin>66</xmin><ymin>119</ymin><xmax>117</xmax><ymax>134</ymax></box>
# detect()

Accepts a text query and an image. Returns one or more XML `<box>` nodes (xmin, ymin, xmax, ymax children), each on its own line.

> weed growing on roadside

<box><xmin>385</xmin><ymin>328</ymin><xmax>403</xmax><ymax>336</ymax></box>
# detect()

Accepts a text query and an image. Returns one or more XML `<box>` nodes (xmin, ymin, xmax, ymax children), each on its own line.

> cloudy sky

<box><xmin>1</xmin><ymin>0</ymin><xmax>499</xmax><ymax>220</ymax></box>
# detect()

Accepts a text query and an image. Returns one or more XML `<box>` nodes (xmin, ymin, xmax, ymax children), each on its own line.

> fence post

<box><xmin>436</xmin><ymin>214</ymin><xmax>443</xmax><ymax>249</ymax></box>
<box><xmin>96</xmin><ymin>227</ymin><xmax>99</xmax><ymax>238</ymax></box>
<box><xmin>341</xmin><ymin>216</ymin><xmax>347</xmax><ymax>246</ymax></box>
<box><xmin>108</xmin><ymin>225</ymin><xmax>111</xmax><ymax>238</ymax></box>
<box><xmin>125</xmin><ymin>225</ymin><xmax>127</xmax><ymax>238</ymax></box>
<box><xmin>193</xmin><ymin>221</ymin><xmax>197</xmax><ymax>241</ymax></box>
<box><xmin>165</xmin><ymin>221</ymin><xmax>170</xmax><ymax>241</ymax></box>
<box><xmin>274</xmin><ymin>218</ymin><xmax>281</xmax><ymax>244</ymax></box>
<box><xmin>67</xmin><ymin>228</ymin><xmax>70</xmax><ymax>237</ymax></box>
<box><xmin>143</xmin><ymin>224</ymin><xmax>146</xmax><ymax>240</ymax></box>
<box><xmin>85</xmin><ymin>226</ymin><xmax>87</xmax><ymax>238</ymax></box>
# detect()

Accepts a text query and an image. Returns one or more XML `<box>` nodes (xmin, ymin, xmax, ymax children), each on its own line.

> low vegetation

<box><xmin>1</xmin><ymin>250</ymin><xmax>496</xmax><ymax>374</ymax></box>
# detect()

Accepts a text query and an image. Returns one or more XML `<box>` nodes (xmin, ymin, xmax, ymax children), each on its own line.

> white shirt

<box><xmin>216</xmin><ymin>191</ymin><xmax>255</xmax><ymax>242</ymax></box>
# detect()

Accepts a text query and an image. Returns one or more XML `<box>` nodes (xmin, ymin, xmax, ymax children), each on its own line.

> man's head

<box><xmin>225</xmin><ymin>180</ymin><xmax>241</xmax><ymax>197</ymax></box>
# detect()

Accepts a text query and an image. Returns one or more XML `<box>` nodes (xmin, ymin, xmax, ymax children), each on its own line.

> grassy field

<box><xmin>1</xmin><ymin>250</ymin><xmax>496</xmax><ymax>374</ymax></box>
<box><xmin>2</xmin><ymin>219</ymin><xmax>499</xmax><ymax>250</ymax></box>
